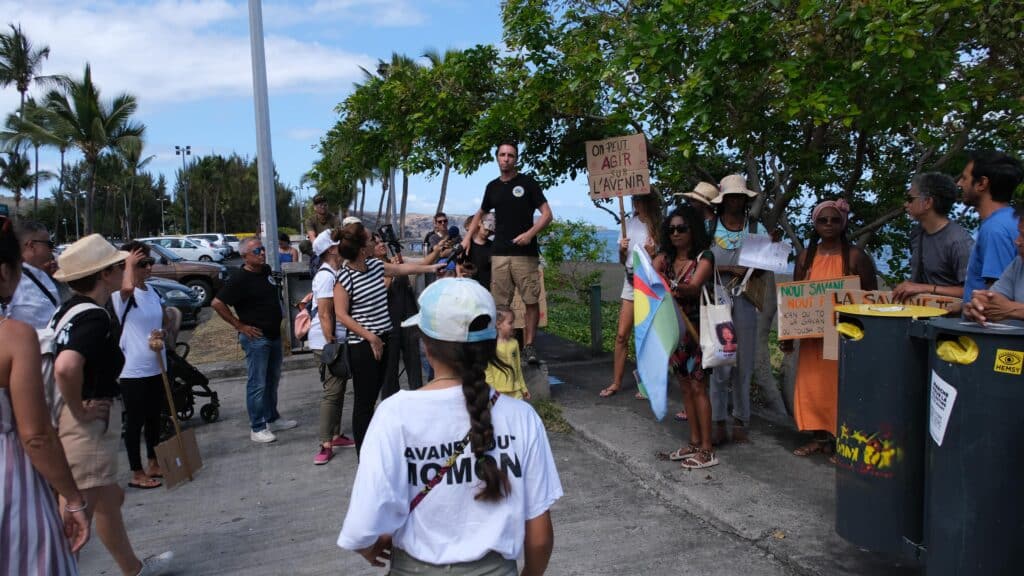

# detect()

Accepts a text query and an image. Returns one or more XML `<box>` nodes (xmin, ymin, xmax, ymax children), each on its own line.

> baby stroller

<box><xmin>160</xmin><ymin>342</ymin><xmax>220</xmax><ymax>441</ymax></box>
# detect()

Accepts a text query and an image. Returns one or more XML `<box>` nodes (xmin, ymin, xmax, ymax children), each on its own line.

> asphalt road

<box><xmin>78</xmin><ymin>368</ymin><xmax>797</xmax><ymax>576</ymax></box>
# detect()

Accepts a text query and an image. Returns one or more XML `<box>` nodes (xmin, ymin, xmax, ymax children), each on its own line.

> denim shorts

<box><xmin>388</xmin><ymin>549</ymin><xmax>517</xmax><ymax>576</ymax></box>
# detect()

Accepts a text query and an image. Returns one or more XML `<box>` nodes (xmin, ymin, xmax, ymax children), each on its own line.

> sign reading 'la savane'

<box><xmin>585</xmin><ymin>134</ymin><xmax>651</xmax><ymax>199</ymax></box>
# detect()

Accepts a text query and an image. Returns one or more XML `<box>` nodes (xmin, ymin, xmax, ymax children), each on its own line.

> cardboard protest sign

<box><xmin>585</xmin><ymin>134</ymin><xmax>651</xmax><ymax>199</ymax></box>
<box><xmin>776</xmin><ymin>276</ymin><xmax>861</xmax><ymax>340</ymax></box>
<box><xmin>822</xmin><ymin>290</ymin><xmax>960</xmax><ymax>359</ymax></box>
<box><xmin>155</xmin><ymin>428</ymin><xmax>203</xmax><ymax>490</ymax></box>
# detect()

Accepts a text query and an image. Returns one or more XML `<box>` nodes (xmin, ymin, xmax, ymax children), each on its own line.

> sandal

<box><xmin>599</xmin><ymin>386</ymin><xmax>620</xmax><ymax>398</ymax></box>
<box><xmin>793</xmin><ymin>439</ymin><xmax>831</xmax><ymax>457</ymax></box>
<box><xmin>673</xmin><ymin>410</ymin><xmax>688</xmax><ymax>422</ymax></box>
<box><xmin>668</xmin><ymin>444</ymin><xmax>700</xmax><ymax>461</ymax></box>
<box><xmin>681</xmin><ymin>449</ymin><xmax>719</xmax><ymax>470</ymax></box>
<box><xmin>128</xmin><ymin>477</ymin><xmax>162</xmax><ymax>489</ymax></box>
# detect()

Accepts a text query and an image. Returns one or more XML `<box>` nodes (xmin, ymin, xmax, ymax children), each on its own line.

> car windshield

<box><xmin>225</xmin><ymin>235</ymin><xmax>238</xmax><ymax>242</ymax></box>
<box><xmin>147</xmin><ymin>242</ymin><xmax>183</xmax><ymax>262</ymax></box>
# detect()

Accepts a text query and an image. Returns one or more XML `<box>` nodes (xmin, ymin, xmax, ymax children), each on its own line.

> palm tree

<box><xmin>118</xmin><ymin>139</ymin><xmax>154</xmax><ymax>238</ymax></box>
<box><xmin>0</xmin><ymin>24</ymin><xmax>65</xmax><ymax>119</ymax></box>
<box><xmin>0</xmin><ymin>148</ymin><xmax>51</xmax><ymax>219</ymax></box>
<box><xmin>39</xmin><ymin>64</ymin><xmax>144</xmax><ymax>234</ymax></box>
<box><xmin>1</xmin><ymin>99</ymin><xmax>56</xmax><ymax>212</ymax></box>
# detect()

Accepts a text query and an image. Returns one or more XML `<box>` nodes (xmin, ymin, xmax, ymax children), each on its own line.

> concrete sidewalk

<box><xmin>536</xmin><ymin>331</ymin><xmax>920</xmax><ymax>576</ymax></box>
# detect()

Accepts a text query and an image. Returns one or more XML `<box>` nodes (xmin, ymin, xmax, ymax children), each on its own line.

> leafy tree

<box><xmin>38</xmin><ymin>64</ymin><xmax>144</xmax><ymax>234</ymax></box>
<box><xmin>0</xmin><ymin>23</ymin><xmax>65</xmax><ymax>119</ymax></box>
<box><xmin>539</xmin><ymin>219</ymin><xmax>605</xmax><ymax>302</ymax></box>
<box><xmin>0</xmin><ymin>148</ymin><xmax>50</xmax><ymax>218</ymax></box>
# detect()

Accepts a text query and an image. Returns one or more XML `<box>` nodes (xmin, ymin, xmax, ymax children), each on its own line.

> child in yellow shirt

<box><xmin>485</xmin><ymin>306</ymin><xmax>531</xmax><ymax>400</ymax></box>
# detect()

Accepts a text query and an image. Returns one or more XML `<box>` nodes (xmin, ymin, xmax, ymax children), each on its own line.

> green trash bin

<box><xmin>923</xmin><ymin>317</ymin><xmax>1024</xmax><ymax>576</ymax></box>
<box><xmin>834</xmin><ymin>304</ymin><xmax>948</xmax><ymax>559</ymax></box>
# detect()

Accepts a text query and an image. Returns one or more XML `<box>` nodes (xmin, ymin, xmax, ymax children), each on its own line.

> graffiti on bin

<box><xmin>834</xmin><ymin>423</ymin><xmax>901</xmax><ymax>479</ymax></box>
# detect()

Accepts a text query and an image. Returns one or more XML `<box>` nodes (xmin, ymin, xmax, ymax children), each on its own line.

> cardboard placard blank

<box><xmin>823</xmin><ymin>290</ymin><xmax>960</xmax><ymax>359</ymax></box>
<box><xmin>155</xmin><ymin>428</ymin><xmax>203</xmax><ymax>490</ymax></box>
<box><xmin>585</xmin><ymin>134</ymin><xmax>651</xmax><ymax>199</ymax></box>
<box><xmin>776</xmin><ymin>276</ymin><xmax>860</xmax><ymax>340</ymax></box>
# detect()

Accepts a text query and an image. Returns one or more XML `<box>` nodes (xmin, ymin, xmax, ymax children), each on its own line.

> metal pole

<box><xmin>247</xmin><ymin>0</ymin><xmax>280</xmax><ymax>272</ymax></box>
<box><xmin>159</xmin><ymin>198</ymin><xmax>166</xmax><ymax>235</ymax></box>
<box><xmin>73</xmin><ymin>193</ymin><xmax>80</xmax><ymax>239</ymax></box>
<box><xmin>176</xmin><ymin>146</ymin><xmax>192</xmax><ymax>235</ymax></box>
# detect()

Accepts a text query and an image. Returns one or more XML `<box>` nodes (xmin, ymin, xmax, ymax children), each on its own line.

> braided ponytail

<box><xmin>421</xmin><ymin>315</ymin><xmax>510</xmax><ymax>502</ymax></box>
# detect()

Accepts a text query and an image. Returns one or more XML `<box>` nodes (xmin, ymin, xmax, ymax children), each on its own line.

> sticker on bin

<box><xmin>993</xmin><ymin>349</ymin><xmax>1023</xmax><ymax>375</ymax></box>
<box><xmin>930</xmin><ymin>372</ymin><xmax>957</xmax><ymax>446</ymax></box>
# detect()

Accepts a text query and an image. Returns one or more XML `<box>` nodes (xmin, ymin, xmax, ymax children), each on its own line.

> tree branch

<box><xmin>851</xmin><ymin>205</ymin><xmax>904</xmax><ymax>244</ymax></box>
<box><xmin>592</xmin><ymin>198</ymin><xmax>622</xmax><ymax>223</ymax></box>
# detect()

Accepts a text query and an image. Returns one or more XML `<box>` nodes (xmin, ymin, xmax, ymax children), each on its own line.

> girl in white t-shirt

<box><xmin>338</xmin><ymin>278</ymin><xmax>562</xmax><ymax>575</ymax></box>
<box><xmin>111</xmin><ymin>241</ymin><xmax>175</xmax><ymax>490</ymax></box>
<box><xmin>599</xmin><ymin>192</ymin><xmax>661</xmax><ymax>399</ymax></box>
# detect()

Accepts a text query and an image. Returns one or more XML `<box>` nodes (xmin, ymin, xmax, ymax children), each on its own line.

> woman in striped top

<box><xmin>0</xmin><ymin>217</ymin><xmax>89</xmax><ymax>575</ymax></box>
<box><xmin>333</xmin><ymin>222</ymin><xmax>444</xmax><ymax>454</ymax></box>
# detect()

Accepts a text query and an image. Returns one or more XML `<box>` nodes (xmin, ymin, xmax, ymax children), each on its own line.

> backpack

<box><xmin>39</xmin><ymin>302</ymin><xmax>104</xmax><ymax>427</ymax></box>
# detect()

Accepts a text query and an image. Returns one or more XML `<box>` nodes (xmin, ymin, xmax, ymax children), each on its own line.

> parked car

<box><xmin>146</xmin><ymin>276</ymin><xmax>203</xmax><ymax>327</ymax></box>
<box><xmin>187</xmin><ymin>234</ymin><xmax>233</xmax><ymax>258</ymax></box>
<box><xmin>138</xmin><ymin>236</ymin><xmax>224</xmax><ymax>263</ymax></box>
<box><xmin>223</xmin><ymin>234</ymin><xmax>241</xmax><ymax>255</ymax></box>
<box><xmin>145</xmin><ymin>242</ymin><xmax>228</xmax><ymax>306</ymax></box>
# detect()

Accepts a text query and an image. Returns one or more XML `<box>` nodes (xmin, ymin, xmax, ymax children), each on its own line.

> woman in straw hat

<box><xmin>599</xmin><ymin>191</ymin><xmax>662</xmax><ymax>398</ymax></box>
<box><xmin>338</xmin><ymin>278</ymin><xmax>562</xmax><ymax>575</ymax></box>
<box><xmin>680</xmin><ymin>181</ymin><xmax>720</xmax><ymax>237</ymax></box>
<box><xmin>784</xmin><ymin>200</ymin><xmax>877</xmax><ymax>459</ymax></box>
<box><xmin>52</xmin><ymin>234</ymin><xmax>173</xmax><ymax>576</ymax></box>
<box><xmin>0</xmin><ymin>217</ymin><xmax>90</xmax><ymax>574</ymax></box>
<box><xmin>705</xmin><ymin>174</ymin><xmax>767</xmax><ymax>444</ymax></box>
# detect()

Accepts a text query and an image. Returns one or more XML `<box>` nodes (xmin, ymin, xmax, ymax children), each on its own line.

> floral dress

<box><xmin>666</xmin><ymin>250</ymin><xmax>714</xmax><ymax>380</ymax></box>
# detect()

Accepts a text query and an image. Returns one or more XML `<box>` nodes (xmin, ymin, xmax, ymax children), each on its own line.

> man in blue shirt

<box><xmin>958</xmin><ymin>150</ymin><xmax>1023</xmax><ymax>304</ymax></box>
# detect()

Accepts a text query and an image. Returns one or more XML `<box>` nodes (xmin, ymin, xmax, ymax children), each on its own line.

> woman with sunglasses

<box><xmin>655</xmin><ymin>206</ymin><xmax>719</xmax><ymax>469</ymax></box>
<box><xmin>785</xmin><ymin>200</ymin><xmax>877</xmax><ymax>459</ymax></box>
<box><xmin>111</xmin><ymin>241</ymin><xmax>176</xmax><ymax>490</ymax></box>
<box><xmin>599</xmin><ymin>192</ymin><xmax>662</xmax><ymax>398</ymax></box>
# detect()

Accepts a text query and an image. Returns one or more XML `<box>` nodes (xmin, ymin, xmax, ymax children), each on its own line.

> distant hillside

<box><xmin>355</xmin><ymin>212</ymin><xmax>473</xmax><ymax>242</ymax></box>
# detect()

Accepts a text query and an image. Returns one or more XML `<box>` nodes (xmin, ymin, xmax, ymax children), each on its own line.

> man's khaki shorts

<box><xmin>58</xmin><ymin>400</ymin><xmax>122</xmax><ymax>490</ymax></box>
<box><xmin>490</xmin><ymin>256</ymin><xmax>541</xmax><ymax>306</ymax></box>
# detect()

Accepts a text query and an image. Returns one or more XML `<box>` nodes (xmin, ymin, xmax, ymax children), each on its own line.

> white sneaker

<box><xmin>250</xmin><ymin>429</ymin><xmax>277</xmax><ymax>443</ymax></box>
<box><xmin>268</xmin><ymin>419</ymin><xmax>298</xmax><ymax>432</ymax></box>
<box><xmin>137</xmin><ymin>551</ymin><xmax>174</xmax><ymax>576</ymax></box>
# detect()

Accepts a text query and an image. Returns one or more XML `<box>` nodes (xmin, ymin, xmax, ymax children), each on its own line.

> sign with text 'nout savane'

<box><xmin>776</xmin><ymin>276</ymin><xmax>861</xmax><ymax>340</ymax></box>
<box><xmin>585</xmin><ymin>134</ymin><xmax>650</xmax><ymax>199</ymax></box>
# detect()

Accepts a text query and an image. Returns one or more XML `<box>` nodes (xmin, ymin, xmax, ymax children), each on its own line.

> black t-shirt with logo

<box><xmin>216</xmin><ymin>264</ymin><xmax>284</xmax><ymax>340</ymax></box>
<box><xmin>481</xmin><ymin>173</ymin><xmax>548</xmax><ymax>257</ymax></box>
<box><xmin>54</xmin><ymin>295</ymin><xmax>124</xmax><ymax>399</ymax></box>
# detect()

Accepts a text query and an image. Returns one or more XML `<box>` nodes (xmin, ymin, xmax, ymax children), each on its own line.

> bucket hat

<box><xmin>402</xmin><ymin>278</ymin><xmax>496</xmax><ymax>343</ymax></box>
<box><xmin>710</xmin><ymin>174</ymin><xmax>758</xmax><ymax>204</ymax></box>
<box><xmin>680</xmin><ymin>182</ymin><xmax>720</xmax><ymax>206</ymax></box>
<box><xmin>54</xmin><ymin>234</ymin><xmax>128</xmax><ymax>282</ymax></box>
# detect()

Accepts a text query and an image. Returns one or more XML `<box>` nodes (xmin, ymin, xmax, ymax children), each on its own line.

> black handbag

<box><xmin>321</xmin><ymin>341</ymin><xmax>350</xmax><ymax>380</ymax></box>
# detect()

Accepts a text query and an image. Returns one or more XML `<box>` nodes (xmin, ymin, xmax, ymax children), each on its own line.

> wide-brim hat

<box><xmin>402</xmin><ymin>278</ymin><xmax>496</xmax><ymax>343</ymax></box>
<box><xmin>54</xmin><ymin>234</ymin><xmax>127</xmax><ymax>282</ymax></box>
<box><xmin>710</xmin><ymin>174</ymin><xmax>758</xmax><ymax>204</ymax></box>
<box><xmin>680</xmin><ymin>182</ymin><xmax>720</xmax><ymax>206</ymax></box>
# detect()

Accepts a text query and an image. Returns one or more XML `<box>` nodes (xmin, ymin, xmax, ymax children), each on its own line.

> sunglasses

<box><xmin>28</xmin><ymin>239</ymin><xmax>56</xmax><ymax>249</ymax></box>
<box><xmin>138</xmin><ymin>258</ymin><xmax>156</xmax><ymax>268</ymax></box>
<box><xmin>815</xmin><ymin>216</ymin><xmax>843</xmax><ymax>225</ymax></box>
<box><xmin>668</xmin><ymin>224</ymin><xmax>690</xmax><ymax>234</ymax></box>
<box><xmin>250</xmin><ymin>247</ymin><xmax>265</xmax><ymax>255</ymax></box>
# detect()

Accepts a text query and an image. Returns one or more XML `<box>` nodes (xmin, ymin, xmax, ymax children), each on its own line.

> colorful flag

<box><xmin>632</xmin><ymin>246</ymin><xmax>680</xmax><ymax>421</ymax></box>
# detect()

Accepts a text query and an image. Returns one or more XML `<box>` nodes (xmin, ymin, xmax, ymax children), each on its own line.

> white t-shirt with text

<box><xmin>307</xmin><ymin>264</ymin><xmax>346</xmax><ymax>351</ymax></box>
<box><xmin>337</xmin><ymin>385</ymin><xmax>563</xmax><ymax>564</ymax></box>
<box><xmin>111</xmin><ymin>287</ymin><xmax>165</xmax><ymax>379</ymax></box>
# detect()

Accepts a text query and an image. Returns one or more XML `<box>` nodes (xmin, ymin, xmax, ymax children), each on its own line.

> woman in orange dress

<box><xmin>785</xmin><ymin>199</ymin><xmax>877</xmax><ymax>457</ymax></box>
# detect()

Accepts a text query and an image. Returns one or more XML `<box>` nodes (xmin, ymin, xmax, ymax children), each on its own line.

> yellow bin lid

<box><xmin>835</xmin><ymin>304</ymin><xmax>949</xmax><ymax>318</ymax></box>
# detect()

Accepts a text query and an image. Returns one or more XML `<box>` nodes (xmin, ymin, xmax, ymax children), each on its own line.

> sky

<box><xmin>1</xmin><ymin>0</ymin><xmax>606</xmax><ymax>227</ymax></box>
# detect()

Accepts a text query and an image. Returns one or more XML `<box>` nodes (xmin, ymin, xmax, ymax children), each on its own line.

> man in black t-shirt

<box><xmin>422</xmin><ymin>212</ymin><xmax>449</xmax><ymax>287</ymax></box>
<box><xmin>463</xmin><ymin>142</ymin><xmax>553</xmax><ymax>364</ymax></box>
<box><xmin>212</xmin><ymin>237</ymin><xmax>295</xmax><ymax>444</ymax></box>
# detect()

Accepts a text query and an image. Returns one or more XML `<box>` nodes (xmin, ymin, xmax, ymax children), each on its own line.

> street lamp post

<box><xmin>70</xmin><ymin>191</ymin><xmax>82</xmax><ymax>240</ymax></box>
<box><xmin>175</xmin><ymin>145</ymin><xmax>192</xmax><ymax>234</ymax></box>
<box><xmin>158</xmin><ymin>197</ymin><xmax>166</xmax><ymax>235</ymax></box>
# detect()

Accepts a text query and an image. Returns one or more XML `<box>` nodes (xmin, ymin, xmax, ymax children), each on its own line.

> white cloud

<box><xmin>0</xmin><ymin>1</ymin><xmax>376</xmax><ymax>106</ymax></box>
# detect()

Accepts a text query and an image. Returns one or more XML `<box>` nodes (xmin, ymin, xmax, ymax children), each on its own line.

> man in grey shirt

<box><xmin>893</xmin><ymin>172</ymin><xmax>974</xmax><ymax>302</ymax></box>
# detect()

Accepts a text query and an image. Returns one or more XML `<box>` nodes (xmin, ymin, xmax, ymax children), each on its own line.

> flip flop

<box><xmin>599</xmin><ymin>387</ymin><xmax>620</xmax><ymax>398</ymax></box>
<box><xmin>634</xmin><ymin>392</ymin><xmax>648</xmax><ymax>400</ymax></box>
<box><xmin>128</xmin><ymin>478</ymin><xmax>162</xmax><ymax>490</ymax></box>
<box><xmin>674</xmin><ymin>411</ymin><xmax>688</xmax><ymax>422</ymax></box>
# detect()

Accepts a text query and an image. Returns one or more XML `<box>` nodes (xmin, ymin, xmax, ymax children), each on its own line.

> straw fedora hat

<box><xmin>680</xmin><ymin>181</ymin><xmax>720</xmax><ymax>206</ymax></box>
<box><xmin>54</xmin><ymin>234</ymin><xmax>128</xmax><ymax>282</ymax></box>
<box><xmin>710</xmin><ymin>174</ymin><xmax>758</xmax><ymax>204</ymax></box>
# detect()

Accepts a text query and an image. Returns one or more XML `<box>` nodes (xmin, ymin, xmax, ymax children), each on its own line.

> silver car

<box><xmin>138</xmin><ymin>236</ymin><xmax>225</xmax><ymax>262</ymax></box>
<box><xmin>188</xmin><ymin>233</ymin><xmax>236</xmax><ymax>257</ymax></box>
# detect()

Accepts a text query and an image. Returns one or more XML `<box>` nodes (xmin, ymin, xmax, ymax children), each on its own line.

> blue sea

<box><xmin>592</xmin><ymin>228</ymin><xmax>894</xmax><ymax>276</ymax></box>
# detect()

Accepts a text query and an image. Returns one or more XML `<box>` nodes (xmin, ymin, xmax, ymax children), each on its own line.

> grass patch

<box><xmin>186</xmin><ymin>315</ymin><xmax>245</xmax><ymax>364</ymax></box>
<box><xmin>531</xmin><ymin>398</ymin><xmax>572</xmax><ymax>434</ymax></box>
<box><xmin>544</xmin><ymin>294</ymin><xmax>630</xmax><ymax>359</ymax></box>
